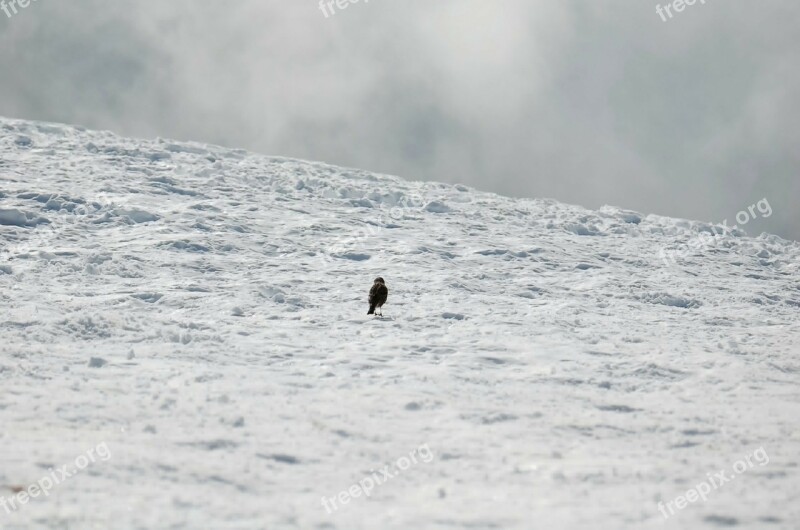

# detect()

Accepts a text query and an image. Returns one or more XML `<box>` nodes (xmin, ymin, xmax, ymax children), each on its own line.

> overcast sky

<box><xmin>1</xmin><ymin>0</ymin><xmax>797</xmax><ymax>239</ymax></box>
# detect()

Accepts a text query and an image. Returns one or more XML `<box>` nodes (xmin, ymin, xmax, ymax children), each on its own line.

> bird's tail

<box><xmin>367</xmin><ymin>305</ymin><xmax>376</xmax><ymax>315</ymax></box>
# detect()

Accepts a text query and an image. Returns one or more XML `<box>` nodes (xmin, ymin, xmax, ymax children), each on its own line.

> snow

<box><xmin>1</xmin><ymin>116</ymin><xmax>799</xmax><ymax>529</ymax></box>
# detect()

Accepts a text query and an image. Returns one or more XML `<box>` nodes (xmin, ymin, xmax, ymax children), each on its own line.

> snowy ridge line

<box><xmin>2</xmin><ymin>117</ymin><xmax>796</xmax><ymax>258</ymax></box>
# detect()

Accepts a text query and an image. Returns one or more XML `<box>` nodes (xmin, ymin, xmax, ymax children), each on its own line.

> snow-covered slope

<box><xmin>1</xmin><ymin>116</ymin><xmax>798</xmax><ymax>530</ymax></box>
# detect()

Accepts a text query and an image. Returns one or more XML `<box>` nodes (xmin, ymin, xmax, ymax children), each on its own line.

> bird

<box><xmin>367</xmin><ymin>277</ymin><xmax>388</xmax><ymax>316</ymax></box>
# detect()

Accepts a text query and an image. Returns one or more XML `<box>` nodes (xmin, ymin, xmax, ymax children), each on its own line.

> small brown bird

<box><xmin>367</xmin><ymin>277</ymin><xmax>388</xmax><ymax>316</ymax></box>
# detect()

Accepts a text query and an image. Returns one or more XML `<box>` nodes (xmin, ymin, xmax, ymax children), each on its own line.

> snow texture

<box><xmin>1</xmin><ymin>117</ymin><xmax>799</xmax><ymax>529</ymax></box>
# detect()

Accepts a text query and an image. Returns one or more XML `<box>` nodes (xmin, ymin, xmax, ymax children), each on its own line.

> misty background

<box><xmin>1</xmin><ymin>0</ymin><xmax>797</xmax><ymax>239</ymax></box>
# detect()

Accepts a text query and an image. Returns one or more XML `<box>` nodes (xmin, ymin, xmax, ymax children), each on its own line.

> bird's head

<box><xmin>374</xmin><ymin>277</ymin><xmax>385</xmax><ymax>284</ymax></box>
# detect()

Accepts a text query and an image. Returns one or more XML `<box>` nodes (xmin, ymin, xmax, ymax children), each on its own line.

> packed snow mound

<box><xmin>1</xmin><ymin>117</ymin><xmax>798</xmax><ymax>530</ymax></box>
